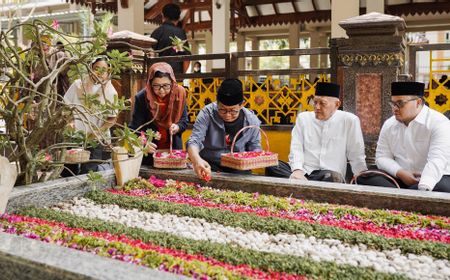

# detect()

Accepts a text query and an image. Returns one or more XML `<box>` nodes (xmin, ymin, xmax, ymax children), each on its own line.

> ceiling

<box><xmin>67</xmin><ymin>0</ymin><xmax>450</xmax><ymax>35</ymax></box>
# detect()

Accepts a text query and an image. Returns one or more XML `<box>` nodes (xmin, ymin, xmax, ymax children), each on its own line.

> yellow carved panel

<box><xmin>426</xmin><ymin>50</ymin><xmax>450</xmax><ymax>113</ymax></box>
<box><xmin>426</xmin><ymin>81</ymin><xmax>450</xmax><ymax>113</ymax></box>
<box><xmin>185</xmin><ymin>75</ymin><xmax>329</xmax><ymax>125</ymax></box>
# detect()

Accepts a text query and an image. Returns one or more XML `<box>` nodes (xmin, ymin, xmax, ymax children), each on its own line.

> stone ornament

<box><xmin>338</xmin><ymin>52</ymin><xmax>404</xmax><ymax>67</ymax></box>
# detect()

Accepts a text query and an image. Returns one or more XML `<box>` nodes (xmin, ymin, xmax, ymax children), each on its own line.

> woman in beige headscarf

<box><xmin>63</xmin><ymin>56</ymin><xmax>118</xmax><ymax>176</ymax></box>
<box><xmin>129</xmin><ymin>62</ymin><xmax>188</xmax><ymax>165</ymax></box>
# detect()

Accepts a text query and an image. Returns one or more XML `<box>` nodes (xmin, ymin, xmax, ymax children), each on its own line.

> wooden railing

<box><xmin>132</xmin><ymin>47</ymin><xmax>336</xmax><ymax>125</ymax></box>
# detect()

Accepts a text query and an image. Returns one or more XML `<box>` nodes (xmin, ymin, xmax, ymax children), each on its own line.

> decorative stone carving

<box><xmin>335</xmin><ymin>12</ymin><xmax>407</xmax><ymax>162</ymax></box>
<box><xmin>338</xmin><ymin>52</ymin><xmax>403</xmax><ymax>67</ymax></box>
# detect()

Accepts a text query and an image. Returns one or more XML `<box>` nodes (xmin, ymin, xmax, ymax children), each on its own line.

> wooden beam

<box><xmin>243</xmin><ymin>0</ymin><xmax>291</xmax><ymax>5</ymax></box>
<box><xmin>244</xmin><ymin>10</ymin><xmax>331</xmax><ymax>27</ymax></box>
<box><xmin>231</xmin><ymin>0</ymin><xmax>236</xmax><ymax>41</ymax></box>
<box><xmin>182</xmin><ymin>9</ymin><xmax>191</xmax><ymax>26</ymax></box>
<box><xmin>145</xmin><ymin>1</ymin><xmax>450</xmax><ymax>34</ymax></box>
<box><xmin>144</xmin><ymin>0</ymin><xmax>172</xmax><ymax>20</ymax></box>
<box><xmin>384</xmin><ymin>2</ymin><xmax>450</xmax><ymax>17</ymax></box>
<box><xmin>91</xmin><ymin>0</ymin><xmax>96</xmax><ymax>14</ymax></box>
<box><xmin>183</xmin><ymin>9</ymin><xmax>332</xmax><ymax>32</ymax></box>
<box><xmin>273</xmin><ymin>3</ymin><xmax>279</xmax><ymax>15</ymax></box>
<box><xmin>184</xmin><ymin>21</ymin><xmax>211</xmax><ymax>32</ymax></box>
<box><xmin>311</xmin><ymin>0</ymin><xmax>317</xmax><ymax>11</ymax></box>
<box><xmin>291</xmin><ymin>1</ymin><xmax>298</xmax><ymax>13</ymax></box>
<box><xmin>254</xmin><ymin>4</ymin><xmax>261</xmax><ymax>17</ymax></box>
<box><xmin>235</xmin><ymin>0</ymin><xmax>251</xmax><ymax>26</ymax></box>
<box><xmin>179</xmin><ymin>1</ymin><xmax>211</xmax><ymax>10</ymax></box>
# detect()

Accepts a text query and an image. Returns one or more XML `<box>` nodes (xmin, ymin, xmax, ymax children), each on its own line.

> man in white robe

<box><xmin>289</xmin><ymin>82</ymin><xmax>367</xmax><ymax>183</ymax></box>
<box><xmin>357</xmin><ymin>82</ymin><xmax>450</xmax><ymax>192</ymax></box>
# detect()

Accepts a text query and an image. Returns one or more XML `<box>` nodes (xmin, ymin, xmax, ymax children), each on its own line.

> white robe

<box><xmin>289</xmin><ymin>110</ymin><xmax>367</xmax><ymax>179</ymax></box>
<box><xmin>376</xmin><ymin>106</ymin><xmax>450</xmax><ymax>190</ymax></box>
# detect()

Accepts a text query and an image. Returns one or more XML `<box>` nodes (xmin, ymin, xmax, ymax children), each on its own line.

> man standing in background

<box><xmin>151</xmin><ymin>3</ymin><xmax>190</xmax><ymax>74</ymax></box>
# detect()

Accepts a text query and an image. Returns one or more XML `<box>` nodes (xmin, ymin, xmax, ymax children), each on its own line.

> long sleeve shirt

<box><xmin>129</xmin><ymin>89</ymin><xmax>188</xmax><ymax>150</ymax></box>
<box><xmin>186</xmin><ymin>102</ymin><xmax>262</xmax><ymax>167</ymax></box>
<box><xmin>64</xmin><ymin>78</ymin><xmax>117</xmax><ymax>139</ymax></box>
<box><xmin>376</xmin><ymin>106</ymin><xmax>450</xmax><ymax>190</ymax></box>
<box><xmin>289</xmin><ymin>110</ymin><xmax>367</xmax><ymax>178</ymax></box>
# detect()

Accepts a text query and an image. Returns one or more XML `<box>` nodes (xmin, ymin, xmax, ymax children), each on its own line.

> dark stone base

<box><xmin>141</xmin><ymin>167</ymin><xmax>450</xmax><ymax>217</ymax></box>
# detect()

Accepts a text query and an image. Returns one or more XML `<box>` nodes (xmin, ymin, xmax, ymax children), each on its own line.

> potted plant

<box><xmin>112</xmin><ymin>126</ymin><xmax>160</xmax><ymax>185</ymax></box>
<box><xmin>0</xmin><ymin>14</ymin><xmax>149</xmax><ymax>185</ymax></box>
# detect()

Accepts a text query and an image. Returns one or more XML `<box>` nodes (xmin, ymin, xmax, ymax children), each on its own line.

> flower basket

<box><xmin>64</xmin><ymin>149</ymin><xmax>90</xmax><ymax>164</ymax></box>
<box><xmin>153</xmin><ymin>149</ymin><xmax>188</xmax><ymax>169</ymax></box>
<box><xmin>220</xmin><ymin>125</ymin><xmax>278</xmax><ymax>170</ymax></box>
<box><xmin>153</xmin><ymin>135</ymin><xmax>188</xmax><ymax>169</ymax></box>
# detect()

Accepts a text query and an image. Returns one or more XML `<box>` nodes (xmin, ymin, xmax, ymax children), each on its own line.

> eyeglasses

<box><xmin>93</xmin><ymin>66</ymin><xmax>109</xmax><ymax>74</ymax></box>
<box><xmin>152</xmin><ymin>83</ymin><xmax>172</xmax><ymax>91</ymax></box>
<box><xmin>218</xmin><ymin>108</ymin><xmax>240</xmax><ymax>115</ymax></box>
<box><xmin>388</xmin><ymin>98</ymin><xmax>419</xmax><ymax>109</ymax></box>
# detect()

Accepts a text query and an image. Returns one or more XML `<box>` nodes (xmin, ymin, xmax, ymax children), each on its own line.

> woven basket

<box><xmin>153</xmin><ymin>135</ymin><xmax>188</xmax><ymax>169</ymax></box>
<box><xmin>220</xmin><ymin>125</ymin><xmax>278</xmax><ymax>170</ymax></box>
<box><xmin>153</xmin><ymin>149</ymin><xmax>187</xmax><ymax>169</ymax></box>
<box><xmin>64</xmin><ymin>149</ymin><xmax>90</xmax><ymax>164</ymax></box>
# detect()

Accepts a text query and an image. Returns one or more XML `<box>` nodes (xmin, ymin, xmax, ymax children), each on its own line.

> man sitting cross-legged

<box><xmin>289</xmin><ymin>82</ymin><xmax>367</xmax><ymax>183</ymax></box>
<box><xmin>356</xmin><ymin>81</ymin><xmax>450</xmax><ymax>192</ymax></box>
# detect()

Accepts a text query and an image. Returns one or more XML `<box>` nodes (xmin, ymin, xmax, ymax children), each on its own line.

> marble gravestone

<box><xmin>0</xmin><ymin>156</ymin><xmax>17</xmax><ymax>213</ymax></box>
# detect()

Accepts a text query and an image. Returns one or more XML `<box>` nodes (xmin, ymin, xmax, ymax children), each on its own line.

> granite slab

<box><xmin>7</xmin><ymin>170</ymin><xmax>117</xmax><ymax>213</ymax></box>
<box><xmin>141</xmin><ymin>167</ymin><xmax>450</xmax><ymax>216</ymax></box>
<box><xmin>0</xmin><ymin>232</ymin><xmax>186</xmax><ymax>280</ymax></box>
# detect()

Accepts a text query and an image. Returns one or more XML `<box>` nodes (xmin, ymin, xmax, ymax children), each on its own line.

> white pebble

<box><xmin>54</xmin><ymin>197</ymin><xmax>450</xmax><ymax>280</ymax></box>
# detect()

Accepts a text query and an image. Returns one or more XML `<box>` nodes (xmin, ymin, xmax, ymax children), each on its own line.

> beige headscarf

<box><xmin>145</xmin><ymin>62</ymin><xmax>186</xmax><ymax>129</ymax></box>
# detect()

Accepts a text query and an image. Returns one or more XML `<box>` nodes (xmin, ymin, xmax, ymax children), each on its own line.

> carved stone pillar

<box><xmin>334</xmin><ymin>13</ymin><xmax>406</xmax><ymax>164</ymax></box>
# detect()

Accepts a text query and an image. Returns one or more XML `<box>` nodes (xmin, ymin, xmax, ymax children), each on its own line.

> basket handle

<box><xmin>350</xmin><ymin>170</ymin><xmax>401</xmax><ymax>189</ymax></box>
<box><xmin>169</xmin><ymin>133</ymin><xmax>173</xmax><ymax>155</ymax></box>
<box><xmin>229</xmin><ymin>125</ymin><xmax>270</xmax><ymax>157</ymax></box>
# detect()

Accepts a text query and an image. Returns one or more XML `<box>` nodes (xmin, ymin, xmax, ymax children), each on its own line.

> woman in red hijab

<box><xmin>129</xmin><ymin>62</ymin><xmax>188</xmax><ymax>165</ymax></box>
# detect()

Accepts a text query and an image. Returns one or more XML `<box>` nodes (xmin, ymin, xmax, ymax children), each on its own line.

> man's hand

<box><xmin>193</xmin><ymin>158</ymin><xmax>211</xmax><ymax>181</ymax></box>
<box><xmin>169</xmin><ymin>124</ymin><xmax>180</xmax><ymax>135</ymax></box>
<box><xmin>396</xmin><ymin>169</ymin><xmax>419</xmax><ymax>186</ymax></box>
<box><xmin>290</xmin><ymin>169</ymin><xmax>308</xmax><ymax>181</ymax></box>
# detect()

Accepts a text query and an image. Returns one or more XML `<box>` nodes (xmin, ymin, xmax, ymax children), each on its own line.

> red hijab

<box><xmin>145</xmin><ymin>62</ymin><xmax>186</xmax><ymax>129</ymax></box>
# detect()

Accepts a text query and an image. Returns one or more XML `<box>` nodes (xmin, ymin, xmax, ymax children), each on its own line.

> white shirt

<box><xmin>289</xmin><ymin>110</ymin><xmax>367</xmax><ymax>179</ymax></box>
<box><xmin>64</xmin><ymin>78</ymin><xmax>118</xmax><ymax>138</ymax></box>
<box><xmin>376</xmin><ymin>106</ymin><xmax>450</xmax><ymax>190</ymax></box>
